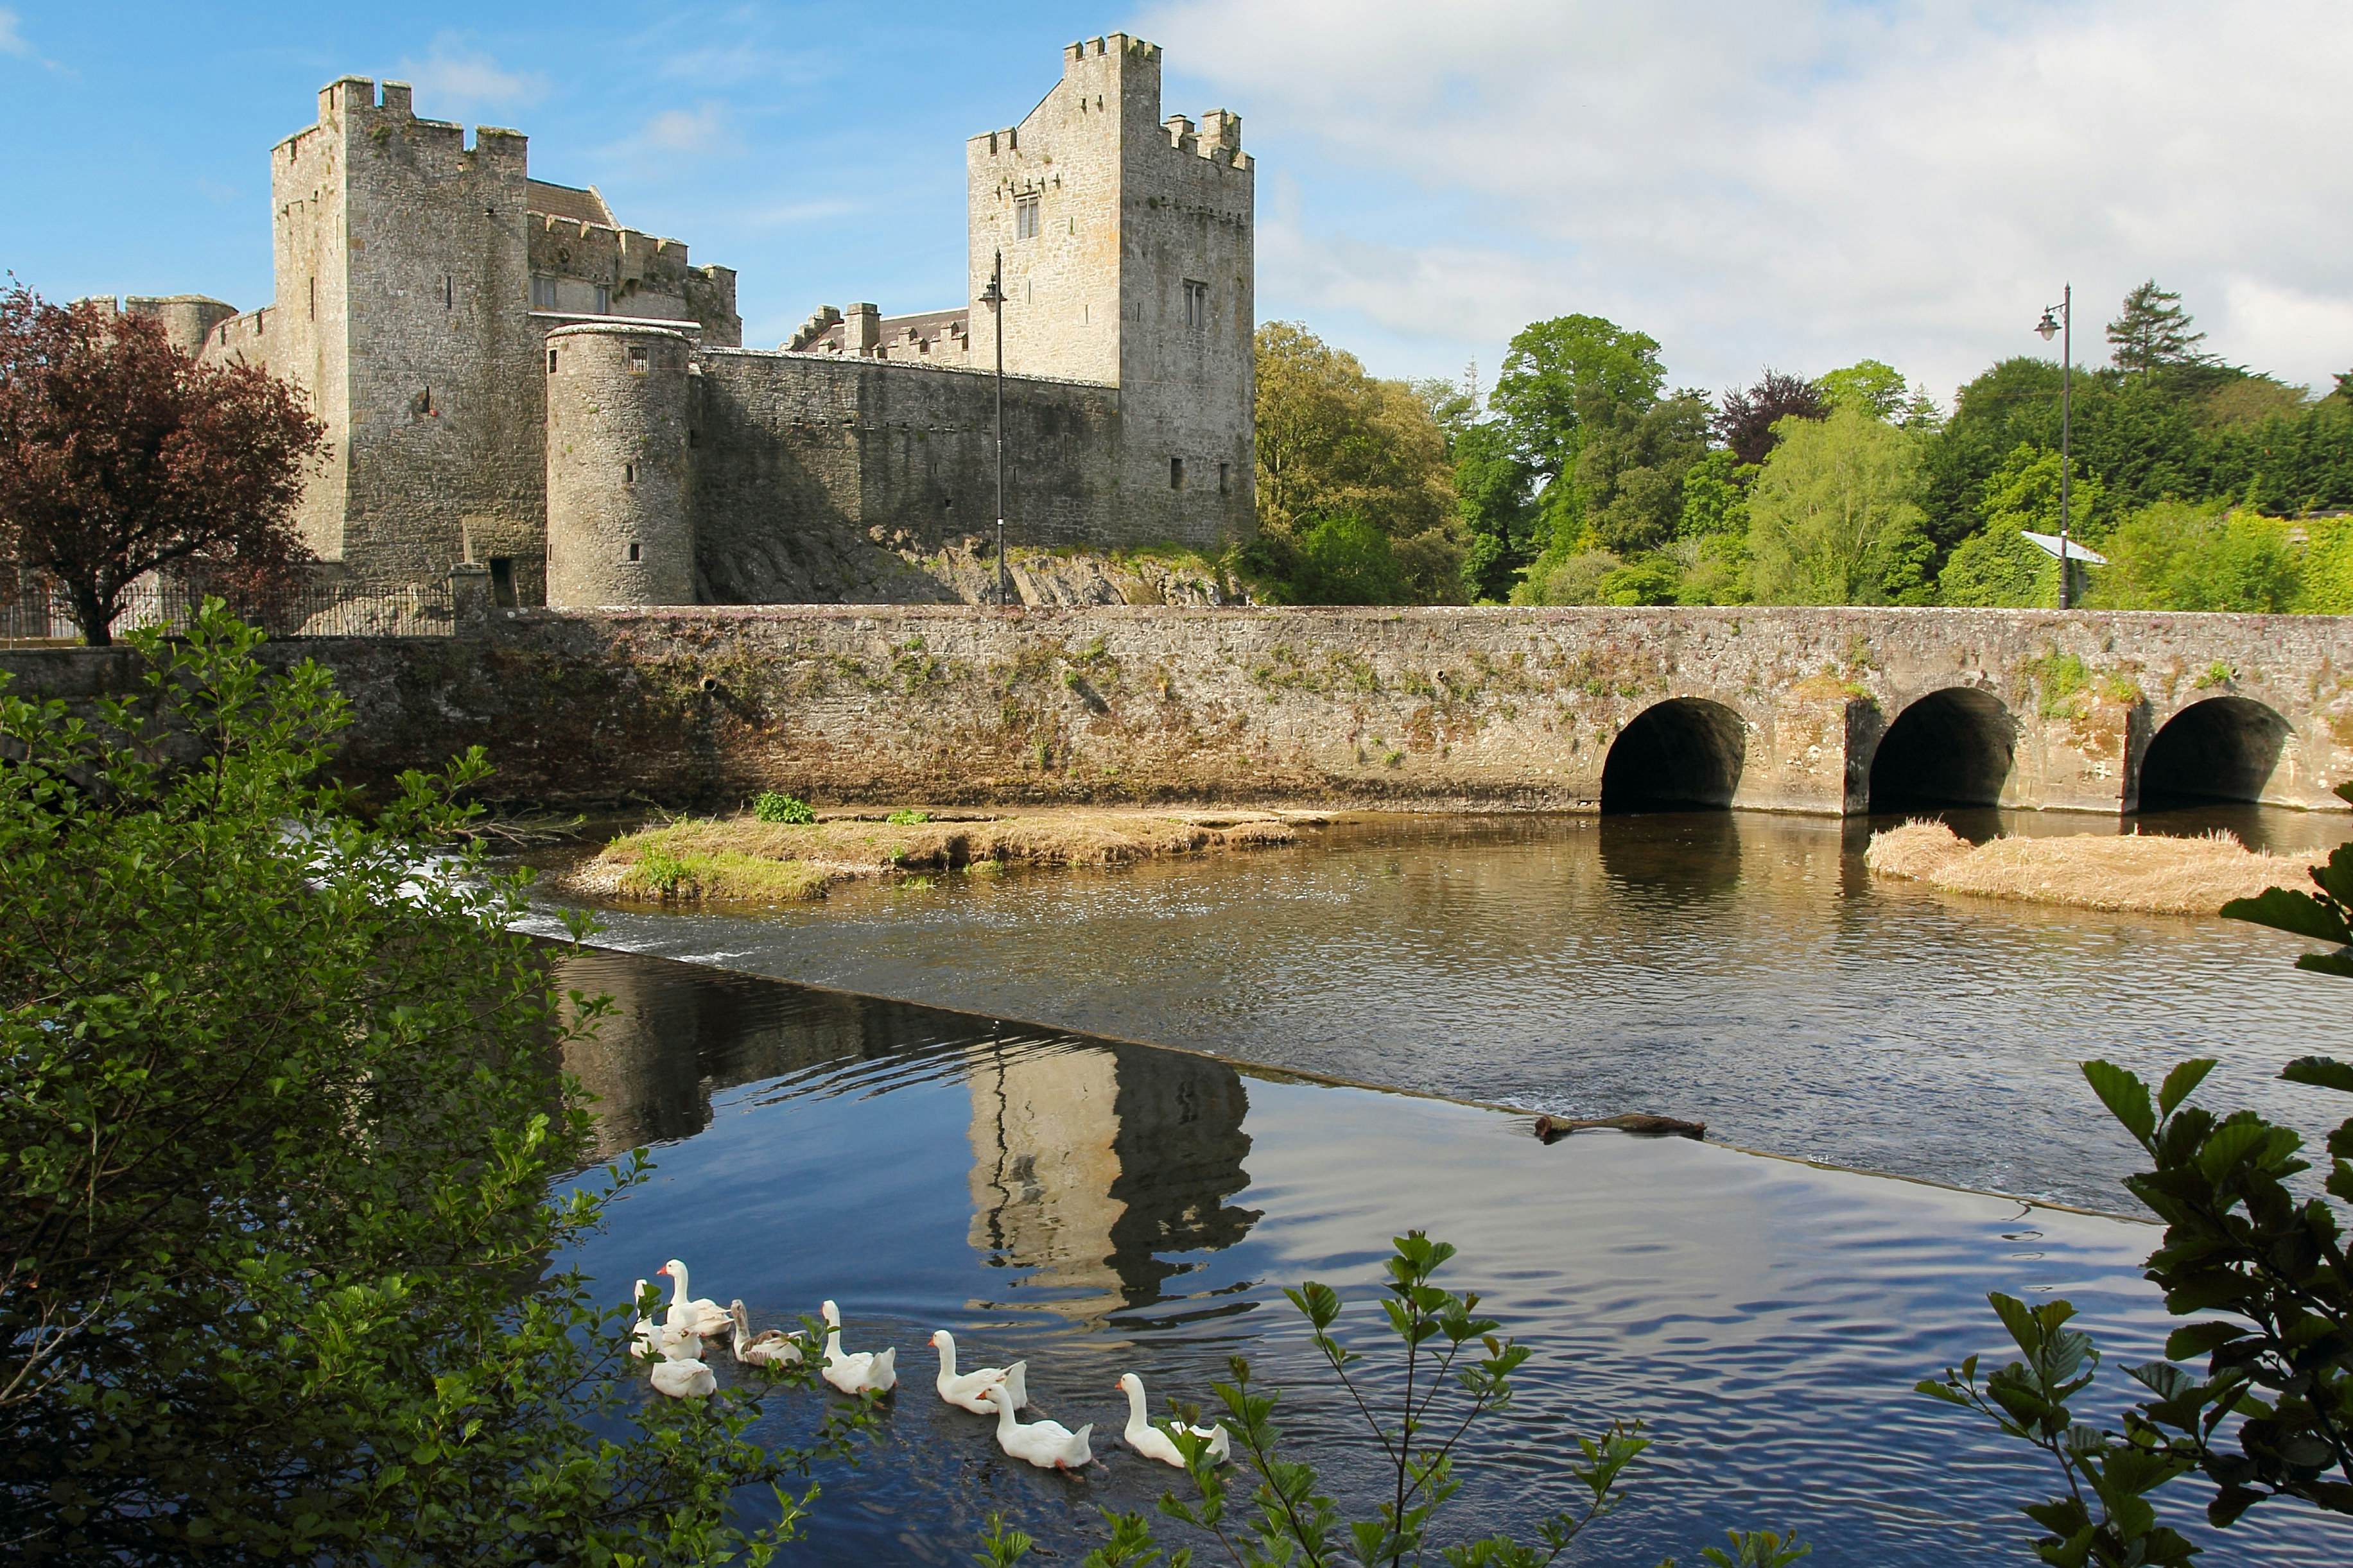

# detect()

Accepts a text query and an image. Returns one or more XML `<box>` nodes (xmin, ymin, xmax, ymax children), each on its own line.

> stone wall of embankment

<box><xmin>6</xmin><ymin>605</ymin><xmax>2352</xmax><ymax>815</ymax></box>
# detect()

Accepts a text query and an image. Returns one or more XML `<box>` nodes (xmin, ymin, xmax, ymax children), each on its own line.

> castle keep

<box><xmin>157</xmin><ymin>35</ymin><xmax>1253</xmax><ymax>607</ymax></box>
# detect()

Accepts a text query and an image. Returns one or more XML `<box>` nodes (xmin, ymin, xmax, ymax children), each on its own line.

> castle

<box><xmin>116</xmin><ymin>34</ymin><xmax>1254</xmax><ymax>608</ymax></box>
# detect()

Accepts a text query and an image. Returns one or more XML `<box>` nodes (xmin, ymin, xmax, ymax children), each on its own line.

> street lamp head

<box><xmin>2035</xmin><ymin>309</ymin><xmax>2060</xmax><ymax>341</ymax></box>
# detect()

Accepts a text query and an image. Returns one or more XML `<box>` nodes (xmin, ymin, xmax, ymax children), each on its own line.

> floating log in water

<box><xmin>1531</xmin><ymin>1112</ymin><xmax>1706</xmax><ymax>1144</ymax></box>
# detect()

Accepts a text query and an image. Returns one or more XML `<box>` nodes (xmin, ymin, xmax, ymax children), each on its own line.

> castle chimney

<box><xmin>843</xmin><ymin>302</ymin><xmax>880</xmax><ymax>357</ymax></box>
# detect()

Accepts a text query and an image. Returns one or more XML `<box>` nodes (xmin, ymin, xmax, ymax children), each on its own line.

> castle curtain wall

<box><xmin>689</xmin><ymin>352</ymin><xmax>1123</xmax><ymax>604</ymax></box>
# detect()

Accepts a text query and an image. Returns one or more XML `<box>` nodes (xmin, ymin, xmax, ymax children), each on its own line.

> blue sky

<box><xmin>6</xmin><ymin>2</ymin><xmax>2350</xmax><ymax>407</ymax></box>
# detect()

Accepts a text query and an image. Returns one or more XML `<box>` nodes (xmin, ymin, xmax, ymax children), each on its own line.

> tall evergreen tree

<box><xmin>2106</xmin><ymin>279</ymin><xmax>2209</xmax><ymax>381</ymax></box>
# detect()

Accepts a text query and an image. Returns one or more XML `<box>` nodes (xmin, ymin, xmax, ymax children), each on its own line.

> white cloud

<box><xmin>0</xmin><ymin>6</ymin><xmax>65</xmax><ymax>73</ymax></box>
<box><xmin>640</xmin><ymin>105</ymin><xmax>731</xmax><ymax>155</ymax></box>
<box><xmin>395</xmin><ymin>33</ymin><xmax>546</xmax><ymax>120</ymax></box>
<box><xmin>1140</xmin><ymin>0</ymin><xmax>2353</xmax><ymax>398</ymax></box>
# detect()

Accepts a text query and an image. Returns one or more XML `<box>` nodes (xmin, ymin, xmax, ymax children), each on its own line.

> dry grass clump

<box><xmin>1861</xmin><ymin>820</ymin><xmax>1973</xmax><ymax>881</ymax></box>
<box><xmin>562</xmin><ymin>807</ymin><xmax>1305</xmax><ymax>906</ymax></box>
<box><xmin>1866</xmin><ymin>818</ymin><xmax>2311</xmax><ymax>916</ymax></box>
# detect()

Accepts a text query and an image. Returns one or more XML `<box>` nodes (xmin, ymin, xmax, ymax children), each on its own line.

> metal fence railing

<box><xmin>1</xmin><ymin>571</ymin><xmax>456</xmax><ymax>646</ymax></box>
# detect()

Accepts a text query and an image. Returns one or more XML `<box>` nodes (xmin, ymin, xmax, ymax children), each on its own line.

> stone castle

<box><xmin>110</xmin><ymin>34</ymin><xmax>1254</xmax><ymax>608</ymax></box>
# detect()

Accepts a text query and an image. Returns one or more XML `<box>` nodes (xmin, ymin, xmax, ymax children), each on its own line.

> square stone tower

<box><xmin>261</xmin><ymin>78</ymin><xmax>542</xmax><ymax>589</ymax></box>
<box><xmin>222</xmin><ymin>78</ymin><xmax>738</xmax><ymax>601</ymax></box>
<box><xmin>966</xmin><ymin>35</ymin><xmax>1256</xmax><ymax>549</ymax></box>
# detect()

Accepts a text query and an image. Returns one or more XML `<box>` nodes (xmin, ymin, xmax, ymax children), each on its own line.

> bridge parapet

<box><xmin>3</xmin><ymin>605</ymin><xmax>2348</xmax><ymax>814</ymax></box>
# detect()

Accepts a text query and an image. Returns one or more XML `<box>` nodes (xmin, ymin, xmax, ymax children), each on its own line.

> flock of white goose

<box><xmin>632</xmin><ymin>1259</ymin><xmax>1231</xmax><ymax>1473</ymax></box>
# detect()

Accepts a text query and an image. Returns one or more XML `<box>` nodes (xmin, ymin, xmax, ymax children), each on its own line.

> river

<box><xmin>553</xmin><ymin>944</ymin><xmax>2348</xmax><ymax>1567</ymax></box>
<box><xmin>535</xmin><ymin>804</ymin><xmax>2350</xmax><ymax>1210</ymax></box>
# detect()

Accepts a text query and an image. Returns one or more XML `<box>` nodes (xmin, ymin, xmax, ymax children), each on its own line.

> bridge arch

<box><xmin>2137</xmin><ymin>696</ymin><xmax>2291</xmax><ymax>807</ymax></box>
<box><xmin>1868</xmin><ymin>687</ymin><xmax>2017</xmax><ymax>811</ymax></box>
<box><xmin>1600</xmin><ymin>698</ymin><xmax>1748</xmax><ymax>812</ymax></box>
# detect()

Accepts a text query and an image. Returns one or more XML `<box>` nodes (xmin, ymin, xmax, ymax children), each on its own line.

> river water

<box><xmin>554</xmin><ymin>947</ymin><xmax>2347</xmax><ymax>1567</ymax></box>
<box><xmin>537</xmin><ymin>804</ymin><xmax>2351</xmax><ymax>1211</ymax></box>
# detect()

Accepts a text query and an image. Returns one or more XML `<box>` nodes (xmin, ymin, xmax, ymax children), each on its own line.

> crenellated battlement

<box><xmin>1064</xmin><ymin>33</ymin><xmax>1160</xmax><ymax>69</ymax></box>
<box><xmin>309</xmin><ymin>75</ymin><xmax>529</xmax><ymax>171</ymax></box>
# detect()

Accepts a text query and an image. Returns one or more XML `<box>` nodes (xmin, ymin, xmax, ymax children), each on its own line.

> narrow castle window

<box><xmin>627</xmin><ymin>542</ymin><xmax>641</xmax><ymax>563</ymax></box>
<box><xmin>1170</xmin><ymin>457</ymin><xmax>1185</xmax><ymax>490</ymax></box>
<box><xmin>488</xmin><ymin>558</ymin><xmax>517</xmax><ymax>608</ymax></box>
<box><xmin>1219</xmin><ymin>461</ymin><xmax>1229</xmax><ymax>494</ymax></box>
<box><xmin>628</xmin><ymin>345</ymin><xmax>649</xmax><ymax>374</ymax></box>
<box><xmin>623</xmin><ymin>463</ymin><xmax>636</xmax><ymax>485</ymax></box>
<box><xmin>308</xmin><ymin>276</ymin><xmax>315</xmax><ymax>320</ymax></box>
<box><xmin>548</xmin><ymin>348</ymin><xmax>559</xmax><ymax>374</ymax></box>
<box><xmin>1184</xmin><ymin>280</ymin><xmax>1209</xmax><ymax>329</ymax></box>
<box><xmin>1014</xmin><ymin>193</ymin><xmax>1040</xmax><ymax>240</ymax></box>
<box><xmin>593</xmin><ymin>284</ymin><xmax>612</xmax><ymax>315</ymax></box>
<box><xmin>531</xmin><ymin>275</ymin><xmax>558</xmax><ymax>311</ymax></box>
<box><xmin>444</xmin><ymin>275</ymin><xmax>453</xmax><ymax>309</ymax></box>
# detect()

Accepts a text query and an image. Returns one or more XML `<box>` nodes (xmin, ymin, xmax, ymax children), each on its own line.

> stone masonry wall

<box><xmin>690</xmin><ymin>352</ymin><xmax>1124</xmax><ymax>603</ymax></box>
<box><xmin>10</xmin><ymin>607</ymin><xmax>2350</xmax><ymax>815</ymax></box>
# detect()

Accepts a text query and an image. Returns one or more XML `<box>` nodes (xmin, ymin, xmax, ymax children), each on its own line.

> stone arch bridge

<box><xmin>9</xmin><ymin>604</ymin><xmax>2352</xmax><ymax>815</ymax></box>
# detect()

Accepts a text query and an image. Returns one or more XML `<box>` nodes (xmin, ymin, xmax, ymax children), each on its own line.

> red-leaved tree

<box><xmin>0</xmin><ymin>284</ymin><xmax>323</xmax><ymax>645</ymax></box>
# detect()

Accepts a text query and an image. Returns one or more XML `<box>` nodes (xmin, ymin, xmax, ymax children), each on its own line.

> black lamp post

<box><xmin>2035</xmin><ymin>286</ymin><xmax>2074</xmax><ymax>609</ymax></box>
<box><xmin>979</xmin><ymin>249</ymin><xmax>1011</xmax><ymax>608</ymax></box>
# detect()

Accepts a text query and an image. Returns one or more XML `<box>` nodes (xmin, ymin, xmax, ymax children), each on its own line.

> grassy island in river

<box><xmin>562</xmin><ymin>806</ymin><xmax>1323</xmax><ymax>905</ymax></box>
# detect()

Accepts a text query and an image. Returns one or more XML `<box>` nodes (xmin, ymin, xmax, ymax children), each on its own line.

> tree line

<box><xmin>1244</xmin><ymin>282</ymin><xmax>2353</xmax><ymax>613</ymax></box>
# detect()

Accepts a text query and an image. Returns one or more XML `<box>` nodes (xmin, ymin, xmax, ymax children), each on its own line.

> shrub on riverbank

<box><xmin>573</xmin><ymin>807</ymin><xmax>1308</xmax><ymax>905</ymax></box>
<box><xmin>1865</xmin><ymin>819</ymin><xmax>2307</xmax><ymax>915</ymax></box>
<box><xmin>0</xmin><ymin>607</ymin><xmax>860</xmax><ymax>1561</ymax></box>
<box><xmin>1925</xmin><ymin>811</ymin><xmax>2353</xmax><ymax>1560</ymax></box>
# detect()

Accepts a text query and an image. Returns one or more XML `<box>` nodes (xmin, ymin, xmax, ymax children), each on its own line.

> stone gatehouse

<box><xmin>105</xmin><ymin>34</ymin><xmax>1254</xmax><ymax>609</ymax></box>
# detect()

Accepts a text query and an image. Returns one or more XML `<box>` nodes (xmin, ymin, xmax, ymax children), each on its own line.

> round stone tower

<box><xmin>543</xmin><ymin>322</ymin><xmax>697</xmax><ymax>607</ymax></box>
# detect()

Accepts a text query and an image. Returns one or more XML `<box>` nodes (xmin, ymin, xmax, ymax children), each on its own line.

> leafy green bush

<box><xmin>1923</xmin><ymin>789</ymin><xmax>2353</xmax><ymax>1563</ymax></box>
<box><xmin>2084</xmin><ymin>501</ymin><xmax>2300</xmax><ymax>612</ymax></box>
<box><xmin>1597</xmin><ymin>555</ymin><xmax>1681</xmax><ymax>606</ymax></box>
<box><xmin>886</xmin><ymin>808</ymin><xmax>930</xmax><ymax>825</ymax></box>
<box><xmin>979</xmin><ymin>1231</ymin><xmax>1805</xmax><ymax>1568</ymax></box>
<box><xmin>753</xmin><ymin>789</ymin><xmax>816</xmax><ymax>824</ymax></box>
<box><xmin>0</xmin><ymin>605</ymin><xmax>863</xmax><ymax>1561</ymax></box>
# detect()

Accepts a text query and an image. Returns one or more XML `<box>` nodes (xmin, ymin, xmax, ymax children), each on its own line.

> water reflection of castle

<box><xmin>555</xmin><ymin>948</ymin><xmax>1260</xmax><ymax>1316</ymax></box>
<box><xmin>967</xmin><ymin>1042</ymin><xmax>1256</xmax><ymax>1319</ymax></box>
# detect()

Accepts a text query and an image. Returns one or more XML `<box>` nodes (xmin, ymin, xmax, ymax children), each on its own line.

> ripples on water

<box><xmin>557</xmin><ymin>949</ymin><xmax>2344</xmax><ymax>1567</ymax></box>
<box><xmin>538</xmin><ymin>805</ymin><xmax>2352</xmax><ymax>1210</ymax></box>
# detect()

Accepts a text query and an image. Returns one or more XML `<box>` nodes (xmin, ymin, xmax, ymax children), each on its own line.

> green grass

<box><xmin>614</xmin><ymin>844</ymin><xmax>828</xmax><ymax>903</ymax></box>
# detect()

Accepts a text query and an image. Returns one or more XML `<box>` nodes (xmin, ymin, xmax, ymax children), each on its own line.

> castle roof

<box><xmin>790</xmin><ymin>306</ymin><xmax>971</xmax><ymax>358</ymax></box>
<box><xmin>527</xmin><ymin>180</ymin><xmax>616</xmax><ymax>228</ymax></box>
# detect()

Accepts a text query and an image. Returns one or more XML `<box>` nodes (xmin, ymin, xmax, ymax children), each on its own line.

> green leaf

<box><xmin>2315</xmin><ymin>841</ymin><xmax>2353</xmax><ymax>906</ymax></box>
<box><xmin>2156</xmin><ymin>1059</ymin><xmax>2217</xmax><ymax>1118</ymax></box>
<box><xmin>2164</xmin><ymin>1321</ymin><xmax>2247</xmax><ymax>1361</ymax></box>
<box><xmin>2280</xmin><ymin>1055</ymin><xmax>2353</xmax><ymax>1096</ymax></box>
<box><xmin>2221</xmin><ymin>886</ymin><xmax>2351</xmax><ymax>944</ymax></box>
<box><xmin>2196</xmin><ymin>1119</ymin><xmax>2275</xmax><ymax>1183</ymax></box>
<box><xmin>2082</xmin><ymin>1061</ymin><xmax>2156</xmax><ymax>1145</ymax></box>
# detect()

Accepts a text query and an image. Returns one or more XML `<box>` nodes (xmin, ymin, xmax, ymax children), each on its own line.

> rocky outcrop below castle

<box><xmin>700</xmin><ymin>532</ymin><xmax>1242</xmax><ymax>608</ymax></box>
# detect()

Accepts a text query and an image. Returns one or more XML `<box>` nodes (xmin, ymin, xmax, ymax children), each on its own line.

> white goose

<box><xmin>819</xmin><ymin>1300</ymin><xmax>898</xmax><ymax>1395</ymax></box>
<box><xmin>729</xmin><ymin>1299</ymin><xmax>803</xmax><ymax>1367</ymax></box>
<box><xmin>982</xmin><ymin>1381</ymin><xmax>1091</xmax><ymax>1470</ymax></box>
<box><xmin>630</xmin><ymin>1279</ymin><xmax>700</xmax><ymax>1361</ymax></box>
<box><xmin>657</xmin><ymin>1259</ymin><xmax>730</xmax><ymax>1338</ymax></box>
<box><xmin>930</xmin><ymin>1329</ymin><xmax>1027</xmax><ymax>1414</ymax></box>
<box><xmin>648</xmin><ymin>1343</ymin><xmax>717</xmax><ymax>1399</ymax></box>
<box><xmin>1117</xmin><ymin>1372</ymin><xmax>1230</xmax><ymax>1467</ymax></box>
